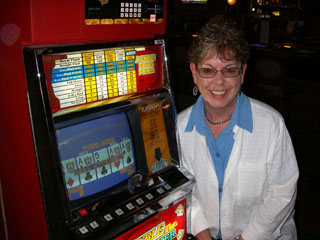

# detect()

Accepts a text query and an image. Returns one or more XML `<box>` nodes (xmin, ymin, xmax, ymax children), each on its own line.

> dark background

<box><xmin>165</xmin><ymin>1</ymin><xmax>320</xmax><ymax>239</ymax></box>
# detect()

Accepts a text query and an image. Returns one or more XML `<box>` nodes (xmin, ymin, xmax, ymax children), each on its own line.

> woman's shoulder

<box><xmin>248</xmin><ymin>97</ymin><xmax>285</xmax><ymax>126</ymax></box>
<box><xmin>177</xmin><ymin>105</ymin><xmax>193</xmax><ymax>121</ymax></box>
<box><xmin>176</xmin><ymin>105</ymin><xmax>193</xmax><ymax>130</ymax></box>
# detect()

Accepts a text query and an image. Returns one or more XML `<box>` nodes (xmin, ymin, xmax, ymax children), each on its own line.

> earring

<box><xmin>193</xmin><ymin>85</ymin><xmax>198</xmax><ymax>96</ymax></box>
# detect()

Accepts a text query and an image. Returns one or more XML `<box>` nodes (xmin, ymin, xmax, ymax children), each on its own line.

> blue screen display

<box><xmin>56</xmin><ymin>112</ymin><xmax>136</xmax><ymax>201</ymax></box>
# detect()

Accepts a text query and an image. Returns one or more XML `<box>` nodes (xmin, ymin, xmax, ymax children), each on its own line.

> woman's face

<box><xmin>190</xmin><ymin>51</ymin><xmax>247</xmax><ymax>114</ymax></box>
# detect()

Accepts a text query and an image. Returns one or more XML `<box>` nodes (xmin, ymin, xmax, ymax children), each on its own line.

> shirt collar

<box><xmin>185</xmin><ymin>92</ymin><xmax>253</xmax><ymax>133</ymax></box>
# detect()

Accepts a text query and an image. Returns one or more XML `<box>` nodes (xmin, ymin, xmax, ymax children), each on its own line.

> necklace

<box><xmin>205</xmin><ymin>110</ymin><xmax>230</xmax><ymax>125</ymax></box>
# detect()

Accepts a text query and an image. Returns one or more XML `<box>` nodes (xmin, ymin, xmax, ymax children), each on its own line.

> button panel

<box><xmin>72</xmin><ymin>172</ymin><xmax>184</xmax><ymax>239</ymax></box>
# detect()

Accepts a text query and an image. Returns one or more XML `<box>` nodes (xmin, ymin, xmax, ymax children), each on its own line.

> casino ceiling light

<box><xmin>227</xmin><ymin>0</ymin><xmax>237</xmax><ymax>5</ymax></box>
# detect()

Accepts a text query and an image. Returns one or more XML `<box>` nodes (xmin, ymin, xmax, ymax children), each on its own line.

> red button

<box><xmin>78</xmin><ymin>208</ymin><xmax>88</xmax><ymax>216</ymax></box>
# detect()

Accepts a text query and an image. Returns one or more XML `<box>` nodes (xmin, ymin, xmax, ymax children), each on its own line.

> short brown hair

<box><xmin>188</xmin><ymin>22</ymin><xmax>250</xmax><ymax>66</ymax></box>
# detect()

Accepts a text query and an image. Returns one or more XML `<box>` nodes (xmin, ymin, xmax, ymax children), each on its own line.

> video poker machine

<box><xmin>0</xmin><ymin>1</ymin><xmax>194</xmax><ymax>240</ymax></box>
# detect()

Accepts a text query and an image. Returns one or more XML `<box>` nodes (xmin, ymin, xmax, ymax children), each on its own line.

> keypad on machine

<box><xmin>120</xmin><ymin>2</ymin><xmax>142</xmax><ymax>18</ymax></box>
<box><xmin>76</xmin><ymin>183</ymin><xmax>172</xmax><ymax>237</ymax></box>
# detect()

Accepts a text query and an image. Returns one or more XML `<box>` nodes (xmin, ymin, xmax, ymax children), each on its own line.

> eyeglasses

<box><xmin>197</xmin><ymin>66</ymin><xmax>242</xmax><ymax>78</ymax></box>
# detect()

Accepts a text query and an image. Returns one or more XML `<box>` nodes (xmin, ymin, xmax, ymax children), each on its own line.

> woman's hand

<box><xmin>195</xmin><ymin>229</ymin><xmax>212</xmax><ymax>240</ymax></box>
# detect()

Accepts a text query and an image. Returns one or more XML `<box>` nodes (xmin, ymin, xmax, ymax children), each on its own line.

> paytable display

<box><xmin>42</xmin><ymin>44</ymin><xmax>163</xmax><ymax>113</ymax></box>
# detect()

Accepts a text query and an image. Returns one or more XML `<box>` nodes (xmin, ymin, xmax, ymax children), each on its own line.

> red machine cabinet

<box><xmin>0</xmin><ymin>1</ymin><xmax>175</xmax><ymax>240</ymax></box>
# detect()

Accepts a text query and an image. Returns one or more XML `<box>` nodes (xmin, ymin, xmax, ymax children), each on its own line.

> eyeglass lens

<box><xmin>198</xmin><ymin>67</ymin><xmax>241</xmax><ymax>78</ymax></box>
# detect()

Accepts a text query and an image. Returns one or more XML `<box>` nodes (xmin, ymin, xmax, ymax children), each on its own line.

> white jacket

<box><xmin>176</xmin><ymin>98</ymin><xmax>299</xmax><ymax>240</ymax></box>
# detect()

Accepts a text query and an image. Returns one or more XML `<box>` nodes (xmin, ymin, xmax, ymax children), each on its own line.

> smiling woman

<box><xmin>176</xmin><ymin>21</ymin><xmax>299</xmax><ymax>240</ymax></box>
<box><xmin>190</xmin><ymin>50</ymin><xmax>246</xmax><ymax>128</ymax></box>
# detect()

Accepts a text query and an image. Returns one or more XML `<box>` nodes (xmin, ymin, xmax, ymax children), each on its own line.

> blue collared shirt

<box><xmin>185</xmin><ymin>92</ymin><xmax>253</xmax><ymax>238</ymax></box>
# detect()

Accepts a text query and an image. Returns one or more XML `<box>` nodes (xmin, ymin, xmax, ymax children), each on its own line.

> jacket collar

<box><xmin>185</xmin><ymin>93</ymin><xmax>253</xmax><ymax>134</ymax></box>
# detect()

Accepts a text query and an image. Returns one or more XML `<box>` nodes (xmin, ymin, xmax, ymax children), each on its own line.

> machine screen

<box><xmin>56</xmin><ymin>112</ymin><xmax>136</xmax><ymax>201</ymax></box>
